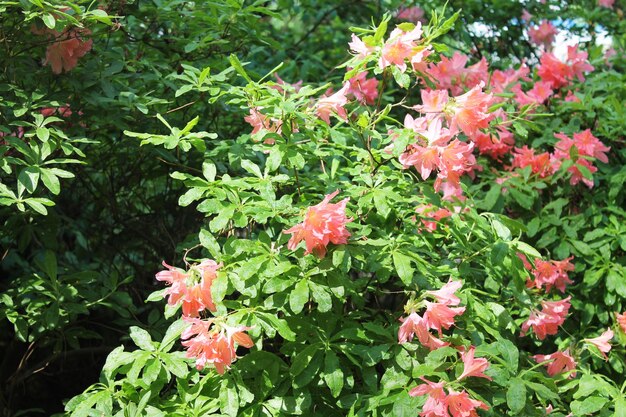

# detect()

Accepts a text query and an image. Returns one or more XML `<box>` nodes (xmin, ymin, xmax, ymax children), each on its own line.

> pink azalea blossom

<box><xmin>349</xmin><ymin>34</ymin><xmax>374</xmax><ymax>59</ymax></box>
<box><xmin>396</xmin><ymin>6</ymin><xmax>426</xmax><ymax>23</ymax></box>
<box><xmin>379</xmin><ymin>25</ymin><xmax>424</xmax><ymax>72</ymax></box>
<box><xmin>521</xmin><ymin>9</ymin><xmax>532</xmax><ymax>22</ymax></box>
<box><xmin>448</xmin><ymin>82</ymin><xmax>494</xmax><ymax>138</ymax></box>
<box><xmin>533</xmin><ymin>348</ymin><xmax>577</xmax><ymax>378</ymax></box>
<box><xmin>415</xmin><ymin>204</ymin><xmax>453</xmax><ymax>232</ymax></box>
<box><xmin>598</xmin><ymin>0</ymin><xmax>615</xmax><ymax>8</ymax></box>
<box><xmin>585</xmin><ymin>328</ymin><xmax>613</xmax><ymax>360</ymax></box>
<box><xmin>423</xmin><ymin>301</ymin><xmax>466</xmax><ymax>334</ymax></box>
<box><xmin>616</xmin><ymin>312</ymin><xmax>626</xmax><ymax>334</ymax></box>
<box><xmin>458</xmin><ymin>346</ymin><xmax>492</xmax><ymax>380</ymax></box>
<box><xmin>446</xmin><ymin>389</ymin><xmax>489</xmax><ymax>417</ymax></box>
<box><xmin>315</xmin><ymin>84</ymin><xmax>350</xmax><ymax>124</ymax></box>
<box><xmin>527</xmin><ymin>257</ymin><xmax>575</xmax><ymax>293</ymax></box>
<box><xmin>528</xmin><ymin>20</ymin><xmax>558</xmax><ymax>50</ymax></box>
<box><xmin>346</xmin><ymin>71</ymin><xmax>379</xmax><ymax>105</ymax></box>
<box><xmin>521</xmin><ymin>296</ymin><xmax>571</xmax><ymax>340</ymax></box>
<box><xmin>511</xmin><ymin>146</ymin><xmax>559</xmax><ymax>178</ymax></box>
<box><xmin>284</xmin><ymin>190</ymin><xmax>352</xmax><ymax>258</ymax></box>
<box><xmin>409</xmin><ymin>377</ymin><xmax>449</xmax><ymax>417</ymax></box>
<box><xmin>398</xmin><ymin>312</ymin><xmax>449</xmax><ymax>350</ymax></box>
<box><xmin>181</xmin><ymin>317</ymin><xmax>253</xmax><ymax>373</ymax></box>
<box><xmin>44</xmin><ymin>28</ymin><xmax>93</xmax><ymax>74</ymax></box>
<box><xmin>425</xmin><ymin>279</ymin><xmax>463</xmax><ymax>305</ymax></box>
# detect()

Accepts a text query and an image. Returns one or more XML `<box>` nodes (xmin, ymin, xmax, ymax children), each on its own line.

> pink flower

<box><xmin>521</xmin><ymin>297</ymin><xmax>571</xmax><ymax>340</ymax></box>
<box><xmin>155</xmin><ymin>260</ymin><xmax>222</xmax><ymax>317</ymax></box>
<box><xmin>181</xmin><ymin>317</ymin><xmax>253</xmax><ymax>373</ymax></box>
<box><xmin>446</xmin><ymin>389</ymin><xmax>489</xmax><ymax>417</ymax></box>
<box><xmin>316</xmin><ymin>84</ymin><xmax>350</xmax><ymax>124</ymax></box>
<box><xmin>284</xmin><ymin>190</ymin><xmax>352</xmax><ymax>258</ymax></box>
<box><xmin>458</xmin><ymin>346</ymin><xmax>492</xmax><ymax>380</ymax></box>
<box><xmin>398</xmin><ymin>312</ymin><xmax>449</xmax><ymax>350</ymax></box>
<box><xmin>155</xmin><ymin>261</ymin><xmax>189</xmax><ymax>307</ymax></box>
<box><xmin>423</xmin><ymin>301</ymin><xmax>466</xmax><ymax>334</ymax></box>
<box><xmin>537</xmin><ymin>53</ymin><xmax>574</xmax><ymax>89</ymax></box>
<box><xmin>616</xmin><ymin>312</ymin><xmax>626</xmax><ymax>334</ymax></box>
<box><xmin>44</xmin><ymin>28</ymin><xmax>93</xmax><ymax>74</ymax></box>
<box><xmin>585</xmin><ymin>328</ymin><xmax>613</xmax><ymax>360</ymax></box>
<box><xmin>349</xmin><ymin>34</ymin><xmax>374</xmax><ymax>59</ymax></box>
<box><xmin>271</xmin><ymin>73</ymin><xmax>303</xmax><ymax>93</ymax></box>
<box><xmin>528</xmin><ymin>20</ymin><xmax>558</xmax><ymax>49</ymax></box>
<box><xmin>527</xmin><ymin>257</ymin><xmax>575</xmax><ymax>293</ymax></box>
<box><xmin>471</xmin><ymin>129</ymin><xmax>514</xmax><ymax>160</ymax></box>
<box><xmin>346</xmin><ymin>71</ymin><xmax>379</xmax><ymax>105</ymax></box>
<box><xmin>511</xmin><ymin>146</ymin><xmax>558</xmax><ymax>178</ymax></box>
<box><xmin>379</xmin><ymin>25</ymin><xmax>424</xmax><ymax>72</ymax></box>
<box><xmin>414</xmin><ymin>89</ymin><xmax>450</xmax><ymax>115</ymax></box>
<box><xmin>409</xmin><ymin>378</ymin><xmax>449</xmax><ymax>417</ymax></box>
<box><xmin>244</xmin><ymin>107</ymin><xmax>283</xmax><ymax>141</ymax></box>
<box><xmin>415</xmin><ymin>204</ymin><xmax>453</xmax><ymax>232</ymax></box>
<box><xmin>396</xmin><ymin>6</ymin><xmax>426</xmax><ymax>23</ymax></box>
<box><xmin>425</xmin><ymin>279</ymin><xmax>463</xmax><ymax>305</ymax></box>
<box><xmin>448</xmin><ymin>83</ymin><xmax>494</xmax><ymax>137</ymax></box>
<box><xmin>533</xmin><ymin>348</ymin><xmax>577</xmax><ymax>378</ymax></box>
<box><xmin>512</xmin><ymin>81</ymin><xmax>554</xmax><ymax>107</ymax></box>
<box><xmin>521</xmin><ymin>9</ymin><xmax>532</xmax><ymax>22</ymax></box>
<box><xmin>553</xmin><ymin>129</ymin><xmax>610</xmax><ymax>187</ymax></box>
<box><xmin>598</xmin><ymin>0</ymin><xmax>614</xmax><ymax>8</ymax></box>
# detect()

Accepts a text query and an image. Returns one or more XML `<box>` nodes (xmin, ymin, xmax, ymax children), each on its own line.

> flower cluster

<box><xmin>521</xmin><ymin>297</ymin><xmax>571</xmax><ymax>340</ymax></box>
<box><xmin>181</xmin><ymin>317</ymin><xmax>254</xmax><ymax>373</ymax></box>
<box><xmin>525</xmin><ymin>256</ymin><xmax>575</xmax><ymax>293</ymax></box>
<box><xmin>40</xmin><ymin>27</ymin><xmax>93</xmax><ymax>74</ymax></box>
<box><xmin>533</xmin><ymin>349</ymin><xmax>577</xmax><ymax>378</ymax></box>
<box><xmin>284</xmin><ymin>190</ymin><xmax>352</xmax><ymax>258</ymax></box>
<box><xmin>156</xmin><ymin>259</ymin><xmax>254</xmax><ymax>374</ymax></box>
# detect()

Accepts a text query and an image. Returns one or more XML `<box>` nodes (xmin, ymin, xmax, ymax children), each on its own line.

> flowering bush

<box><xmin>1</xmin><ymin>1</ymin><xmax>625</xmax><ymax>416</ymax></box>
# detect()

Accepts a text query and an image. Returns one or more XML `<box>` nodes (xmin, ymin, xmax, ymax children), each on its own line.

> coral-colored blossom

<box><xmin>44</xmin><ymin>28</ymin><xmax>93</xmax><ymax>74</ymax></box>
<box><xmin>584</xmin><ymin>328</ymin><xmax>613</xmax><ymax>360</ymax></box>
<box><xmin>458</xmin><ymin>346</ymin><xmax>492</xmax><ymax>380</ymax></box>
<box><xmin>244</xmin><ymin>107</ymin><xmax>283</xmax><ymax>142</ymax></box>
<box><xmin>448</xmin><ymin>82</ymin><xmax>494</xmax><ymax>137</ymax></box>
<box><xmin>379</xmin><ymin>25</ymin><xmax>424</xmax><ymax>72</ymax></box>
<box><xmin>616</xmin><ymin>312</ymin><xmax>626</xmax><ymax>334</ymax></box>
<box><xmin>511</xmin><ymin>146</ymin><xmax>558</xmax><ymax>178</ymax></box>
<box><xmin>521</xmin><ymin>296</ymin><xmax>571</xmax><ymax>340</ymax></box>
<box><xmin>181</xmin><ymin>317</ymin><xmax>253</xmax><ymax>373</ymax></box>
<box><xmin>284</xmin><ymin>190</ymin><xmax>352</xmax><ymax>258</ymax></box>
<box><xmin>527</xmin><ymin>257</ymin><xmax>575</xmax><ymax>293</ymax></box>
<box><xmin>155</xmin><ymin>260</ymin><xmax>222</xmax><ymax>316</ymax></box>
<box><xmin>553</xmin><ymin>129</ymin><xmax>610</xmax><ymax>187</ymax></box>
<box><xmin>415</xmin><ymin>204</ymin><xmax>453</xmax><ymax>232</ymax></box>
<box><xmin>533</xmin><ymin>348</ymin><xmax>577</xmax><ymax>378</ymax></box>
<box><xmin>446</xmin><ymin>389</ymin><xmax>489</xmax><ymax>417</ymax></box>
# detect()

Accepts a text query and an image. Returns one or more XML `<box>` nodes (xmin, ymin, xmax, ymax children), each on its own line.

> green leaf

<box><xmin>506</xmin><ymin>378</ymin><xmax>526</xmax><ymax>414</ymax></box>
<box><xmin>129</xmin><ymin>326</ymin><xmax>155</xmax><ymax>351</ymax></box>
<box><xmin>289</xmin><ymin>279</ymin><xmax>309</xmax><ymax>314</ymax></box>
<box><xmin>199</xmin><ymin>228</ymin><xmax>221</xmax><ymax>258</ymax></box>
<box><xmin>241</xmin><ymin>159</ymin><xmax>263</xmax><ymax>178</ymax></box>
<box><xmin>393</xmin><ymin>251</ymin><xmax>414</xmax><ymax>285</ymax></box>
<box><xmin>42</xmin><ymin>13</ymin><xmax>56</xmax><ymax>29</ymax></box>
<box><xmin>492</xmin><ymin>218</ymin><xmax>512</xmax><ymax>241</ymax></box>
<box><xmin>219</xmin><ymin>378</ymin><xmax>239</xmax><ymax>417</ymax></box>
<box><xmin>202</xmin><ymin>161</ymin><xmax>216</xmax><ymax>182</ymax></box>
<box><xmin>160</xmin><ymin>319</ymin><xmax>188</xmax><ymax>353</ymax></box>
<box><xmin>571</xmin><ymin>397</ymin><xmax>608</xmax><ymax>415</ymax></box>
<box><xmin>18</xmin><ymin>167</ymin><xmax>40</xmax><ymax>194</ymax></box>
<box><xmin>229</xmin><ymin>54</ymin><xmax>253</xmax><ymax>83</ymax></box>
<box><xmin>323</xmin><ymin>350</ymin><xmax>344</xmax><ymax>398</ymax></box>
<box><xmin>258</xmin><ymin>312</ymin><xmax>296</xmax><ymax>341</ymax></box>
<box><xmin>24</xmin><ymin>198</ymin><xmax>47</xmax><ymax>215</ymax></box>
<box><xmin>36</xmin><ymin>127</ymin><xmax>50</xmax><ymax>142</ymax></box>
<box><xmin>40</xmin><ymin>169</ymin><xmax>61</xmax><ymax>194</ymax></box>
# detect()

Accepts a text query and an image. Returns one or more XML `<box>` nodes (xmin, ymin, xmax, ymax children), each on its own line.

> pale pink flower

<box><xmin>521</xmin><ymin>9</ymin><xmax>532</xmax><ymax>22</ymax></box>
<box><xmin>315</xmin><ymin>84</ymin><xmax>350</xmax><ymax>124</ymax></box>
<box><xmin>396</xmin><ymin>6</ymin><xmax>426</xmax><ymax>23</ymax></box>
<box><xmin>458</xmin><ymin>346</ymin><xmax>492</xmax><ymax>380</ymax></box>
<box><xmin>425</xmin><ymin>279</ymin><xmax>463</xmax><ymax>305</ymax></box>
<box><xmin>271</xmin><ymin>73</ymin><xmax>303</xmax><ymax>93</ymax></box>
<box><xmin>414</xmin><ymin>89</ymin><xmax>449</xmax><ymax>115</ymax></box>
<box><xmin>585</xmin><ymin>328</ymin><xmax>613</xmax><ymax>360</ymax></box>
<box><xmin>528</xmin><ymin>20</ymin><xmax>558</xmax><ymax>50</ymax></box>
<box><xmin>598</xmin><ymin>0</ymin><xmax>615</xmax><ymax>8</ymax></box>
<box><xmin>284</xmin><ymin>190</ymin><xmax>352</xmax><ymax>258</ymax></box>
<box><xmin>349</xmin><ymin>34</ymin><xmax>374</xmax><ymax>59</ymax></box>
<box><xmin>155</xmin><ymin>261</ymin><xmax>188</xmax><ymax>307</ymax></box>
<box><xmin>512</xmin><ymin>81</ymin><xmax>554</xmax><ymax>107</ymax></box>
<box><xmin>533</xmin><ymin>348</ymin><xmax>577</xmax><ymax>378</ymax></box>
<box><xmin>379</xmin><ymin>25</ymin><xmax>423</xmax><ymax>72</ymax></box>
